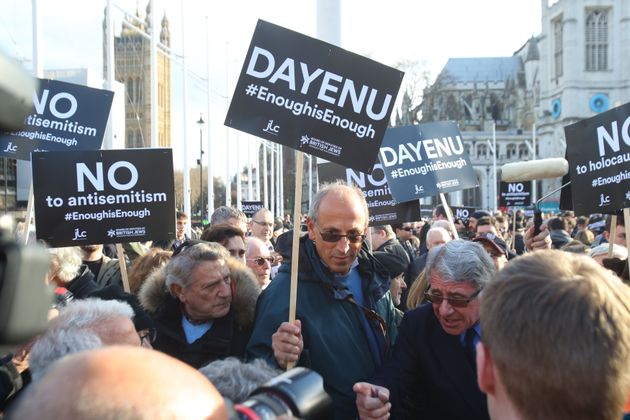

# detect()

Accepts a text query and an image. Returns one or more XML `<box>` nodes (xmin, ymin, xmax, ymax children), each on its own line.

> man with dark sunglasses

<box><xmin>245</xmin><ymin>237</ymin><xmax>273</xmax><ymax>289</ymax></box>
<box><xmin>247</xmin><ymin>182</ymin><xmax>399</xmax><ymax>420</ymax></box>
<box><xmin>356</xmin><ymin>239</ymin><xmax>495</xmax><ymax>420</ymax></box>
<box><xmin>392</xmin><ymin>222</ymin><xmax>417</xmax><ymax>262</ymax></box>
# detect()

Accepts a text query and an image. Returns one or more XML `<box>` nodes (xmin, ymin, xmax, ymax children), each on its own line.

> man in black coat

<box><xmin>139</xmin><ymin>242</ymin><xmax>260</xmax><ymax>369</ymax></box>
<box><xmin>355</xmin><ymin>240</ymin><xmax>495</xmax><ymax>420</ymax></box>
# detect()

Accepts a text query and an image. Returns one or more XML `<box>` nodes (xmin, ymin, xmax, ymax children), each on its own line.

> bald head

<box><xmin>11</xmin><ymin>347</ymin><xmax>228</xmax><ymax>420</ymax></box>
<box><xmin>426</xmin><ymin>226</ymin><xmax>451</xmax><ymax>250</ymax></box>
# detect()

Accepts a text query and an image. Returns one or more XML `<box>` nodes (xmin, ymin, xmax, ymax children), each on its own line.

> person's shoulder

<box><xmin>401</xmin><ymin>303</ymin><xmax>433</xmax><ymax>325</ymax></box>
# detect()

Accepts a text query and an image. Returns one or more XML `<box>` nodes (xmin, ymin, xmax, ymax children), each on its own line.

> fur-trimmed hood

<box><xmin>139</xmin><ymin>257</ymin><xmax>261</xmax><ymax>327</ymax></box>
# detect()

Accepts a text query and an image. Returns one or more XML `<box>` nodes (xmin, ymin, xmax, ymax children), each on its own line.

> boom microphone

<box><xmin>500</xmin><ymin>158</ymin><xmax>569</xmax><ymax>182</ymax></box>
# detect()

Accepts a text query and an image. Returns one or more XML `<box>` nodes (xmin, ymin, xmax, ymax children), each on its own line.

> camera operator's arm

<box><xmin>272</xmin><ymin>320</ymin><xmax>303</xmax><ymax>369</ymax></box>
<box><xmin>353</xmin><ymin>382</ymin><xmax>390</xmax><ymax>420</ymax></box>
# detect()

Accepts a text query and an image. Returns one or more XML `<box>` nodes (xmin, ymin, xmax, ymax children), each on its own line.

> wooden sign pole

<box><xmin>115</xmin><ymin>243</ymin><xmax>131</xmax><ymax>293</ymax></box>
<box><xmin>287</xmin><ymin>151</ymin><xmax>304</xmax><ymax>370</ymax></box>
<box><xmin>607</xmin><ymin>215</ymin><xmax>617</xmax><ymax>258</ymax></box>
<box><xmin>439</xmin><ymin>193</ymin><xmax>459</xmax><ymax>239</ymax></box>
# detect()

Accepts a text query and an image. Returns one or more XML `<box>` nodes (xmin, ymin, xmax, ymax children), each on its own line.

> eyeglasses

<box><xmin>424</xmin><ymin>288</ymin><xmax>482</xmax><ymax>308</ymax></box>
<box><xmin>252</xmin><ymin>220</ymin><xmax>274</xmax><ymax>228</ymax></box>
<box><xmin>139</xmin><ymin>328</ymin><xmax>157</xmax><ymax>347</ymax></box>
<box><xmin>401</xmin><ymin>226</ymin><xmax>414</xmax><ymax>232</ymax></box>
<box><xmin>316</xmin><ymin>227</ymin><xmax>366</xmax><ymax>243</ymax></box>
<box><xmin>247</xmin><ymin>256</ymin><xmax>275</xmax><ymax>266</ymax></box>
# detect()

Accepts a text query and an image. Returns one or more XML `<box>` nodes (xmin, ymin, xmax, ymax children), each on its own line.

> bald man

<box><xmin>246</xmin><ymin>237</ymin><xmax>273</xmax><ymax>289</ymax></box>
<box><xmin>9</xmin><ymin>346</ymin><xmax>228</xmax><ymax>420</ymax></box>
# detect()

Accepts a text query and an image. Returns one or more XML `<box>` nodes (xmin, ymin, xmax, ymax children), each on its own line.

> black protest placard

<box><xmin>564</xmin><ymin>101</ymin><xmax>630</xmax><ymax>214</ymax></box>
<box><xmin>379</xmin><ymin>123</ymin><xmax>478</xmax><ymax>202</ymax></box>
<box><xmin>317</xmin><ymin>161</ymin><xmax>420</xmax><ymax>226</ymax></box>
<box><xmin>0</xmin><ymin>79</ymin><xmax>113</xmax><ymax>161</ymax></box>
<box><xmin>32</xmin><ymin>149</ymin><xmax>175</xmax><ymax>247</ymax></box>
<box><xmin>499</xmin><ymin>181</ymin><xmax>532</xmax><ymax>208</ymax></box>
<box><xmin>225</xmin><ymin>20</ymin><xmax>403</xmax><ymax>173</ymax></box>
<box><xmin>451</xmin><ymin>206</ymin><xmax>476</xmax><ymax>221</ymax></box>
<box><xmin>241</xmin><ymin>201</ymin><xmax>264</xmax><ymax>218</ymax></box>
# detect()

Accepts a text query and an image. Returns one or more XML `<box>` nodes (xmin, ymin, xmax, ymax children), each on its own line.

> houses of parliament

<box><xmin>102</xmin><ymin>1</ymin><xmax>172</xmax><ymax>149</ymax></box>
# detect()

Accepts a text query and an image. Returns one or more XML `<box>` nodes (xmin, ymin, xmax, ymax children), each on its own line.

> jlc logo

<box><xmin>263</xmin><ymin>119</ymin><xmax>279</xmax><ymax>135</ymax></box>
<box><xmin>72</xmin><ymin>228</ymin><xmax>87</xmax><ymax>240</ymax></box>
<box><xmin>3</xmin><ymin>143</ymin><xmax>17</xmax><ymax>153</ymax></box>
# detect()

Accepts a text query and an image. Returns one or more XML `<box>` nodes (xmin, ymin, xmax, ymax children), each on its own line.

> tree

<box><xmin>392</xmin><ymin>59</ymin><xmax>432</xmax><ymax>126</ymax></box>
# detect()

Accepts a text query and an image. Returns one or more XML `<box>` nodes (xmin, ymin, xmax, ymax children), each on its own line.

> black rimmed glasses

<box><xmin>424</xmin><ymin>288</ymin><xmax>482</xmax><ymax>308</ymax></box>
<box><xmin>316</xmin><ymin>225</ymin><xmax>366</xmax><ymax>243</ymax></box>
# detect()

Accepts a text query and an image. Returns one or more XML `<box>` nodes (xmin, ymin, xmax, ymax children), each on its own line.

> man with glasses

<box><xmin>392</xmin><ymin>222</ymin><xmax>417</xmax><ymax>262</ymax></box>
<box><xmin>249</xmin><ymin>208</ymin><xmax>275</xmax><ymax>248</ymax></box>
<box><xmin>356</xmin><ymin>239</ymin><xmax>494</xmax><ymax>420</ymax></box>
<box><xmin>245</xmin><ymin>237</ymin><xmax>273</xmax><ymax>289</ymax></box>
<box><xmin>247</xmin><ymin>182</ymin><xmax>399</xmax><ymax>420</ymax></box>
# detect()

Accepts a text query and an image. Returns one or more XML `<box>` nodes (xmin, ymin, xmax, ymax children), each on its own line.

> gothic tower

<box><xmin>103</xmin><ymin>2</ymin><xmax>171</xmax><ymax>148</ymax></box>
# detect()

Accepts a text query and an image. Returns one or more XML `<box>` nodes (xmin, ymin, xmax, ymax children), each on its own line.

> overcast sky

<box><xmin>0</xmin><ymin>0</ymin><xmax>541</xmax><ymax>178</ymax></box>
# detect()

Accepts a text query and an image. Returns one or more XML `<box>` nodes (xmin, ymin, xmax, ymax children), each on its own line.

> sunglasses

<box><xmin>423</xmin><ymin>288</ymin><xmax>482</xmax><ymax>308</ymax></box>
<box><xmin>401</xmin><ymin>226</ymin><xmax>414</xmax><ymax>231</ymax></box>
<box><xmin>317</xmin><ymin>227</ymin><xmax>366</xmax><ymax>243</ymax></box>
<box><xmin>247</xmin><ymin>256</ymin><xmax>275</xmax><ymax>266</ymax></box>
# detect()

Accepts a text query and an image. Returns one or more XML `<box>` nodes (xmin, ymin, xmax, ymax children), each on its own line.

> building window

<box><xmin>553</xmin><ymin>17</ymin><xmax>563</xmax><ymax>78</ymax></box>
<box><xmin>518</xmin><ymin>144</ymin><xmax>529</xmax><ymax>158</ymax></box>
<box><xmin>477</xmin><ymin>143</ymin><xmax>488</xmax><ymax>159</ymax></box>
<box><xmin>585</xmin><ymin>9</ymin><xmax>608</xmax><ymax>71</ymax></box>
<box><xmin>506</xmin><ymin>144</ymin><xmax>517</xmax><ymax>159</ymax></box>
<box><xmin>136</xmin><ymin>77</ymin><xmax>142</xmax><ymax>103</ymax></box>
<box><xmin>136</xmin><ymin>130</ymin><xmax>144</xmax><ymax>148</ymax></box>
<box><xmin>127</xmin><ymin>78</ymin><xmax>134</xmax><ymax>103</ymax></box>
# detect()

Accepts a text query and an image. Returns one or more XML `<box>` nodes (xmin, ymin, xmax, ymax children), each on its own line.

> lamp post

<box><xmin>197</xmin><ymin>114</ymin><xmax>205</xmax><ymax>221</ymax></box>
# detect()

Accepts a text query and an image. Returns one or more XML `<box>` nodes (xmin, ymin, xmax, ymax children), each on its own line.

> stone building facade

<box><xmin>420</xmin><ymin>0</ymin><xmax>630</xmax><ymax>211</ymax></box>
<box><xmin>103</xmin><ymin>2</ymin><xmax>171</xmax><ymax>149</ymax></box>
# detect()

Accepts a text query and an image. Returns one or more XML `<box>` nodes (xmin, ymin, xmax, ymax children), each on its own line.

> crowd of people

<box><xmin>1</xmin><ymin>182</ymin><xmax>630</xmax><ymax>420</ymax></box>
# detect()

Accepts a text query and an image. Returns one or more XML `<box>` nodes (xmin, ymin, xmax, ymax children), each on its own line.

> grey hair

<box><xmin>425</xmin><ymin>239</ymin><xmax>495</xmax><ymax>289</ymax></box>
<box><xmin>48</xmin><ymin>246</ymin><xmax>83</xmax><ymax>284</ymax></box>
<box><xmin>199</xmin><ymin>357</ymin><xmax>281</xmax><ymax>403</ymax></box>
<box><xmin>211</xmin><ymin>206</ymin><xmax>247</xmax><ymax>225</ymax></box>
<box><xmin>29</xmin><ymin>329</ymin><xmax>103</xmax><ymax>380</ymax></box>
<box><xmin>29</xmin><ymin>298</ymin><xmax>134</xmax><ymax>380</ymax></box>
<box><xmin>165</xmin><ymin>242</ymin><xmax>229</xmax><ymax>289</ymax></box>
<box><xmin>308</xmin><ymin>181</ymin><xmax>369</xmax><ymax>225</ymax></box>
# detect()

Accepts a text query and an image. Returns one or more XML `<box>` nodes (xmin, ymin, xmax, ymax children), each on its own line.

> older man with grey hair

<box><xmin>355</xmin><ymin>239</ymin><xmax>494</xmax><ymax>420</ymax></box>
<box><xmin>29</xmin><ymin>298</ymin><xmax>140</xmax><ymax>380</ymax></box>
<box><xmin>140</xmin><ymin>242</ymin><xmax>260</xmax><ymax>369</ymax></box>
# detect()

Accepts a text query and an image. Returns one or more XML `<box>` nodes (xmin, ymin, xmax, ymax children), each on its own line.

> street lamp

<box><xmin>197</xmin><ymin>114</ymin><xmax>205</xmax><ymax>221</ymax></box>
